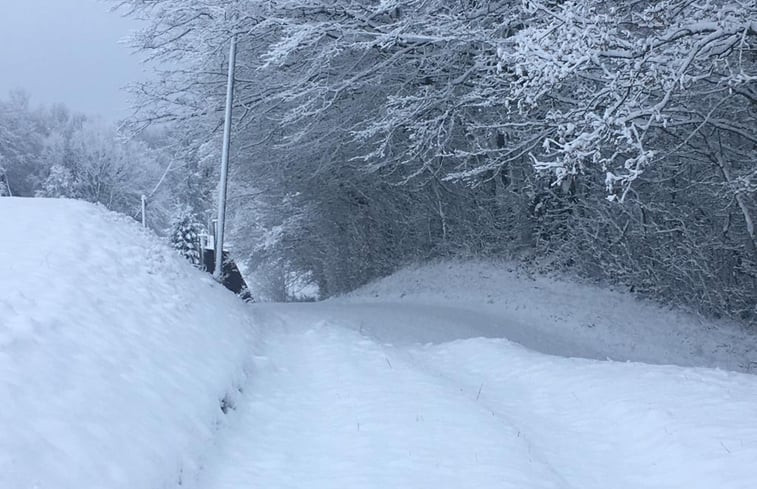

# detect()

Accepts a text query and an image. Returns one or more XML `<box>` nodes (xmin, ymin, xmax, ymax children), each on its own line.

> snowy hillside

<box><xmin>0</xmin><ymin>198</ymin><xmax>256</xmax><ymax>489</ymax></box>
<box><xmin>336</xmin><ymin>260</ymin><xmax>757</xmax><ymax>373</ymax></box>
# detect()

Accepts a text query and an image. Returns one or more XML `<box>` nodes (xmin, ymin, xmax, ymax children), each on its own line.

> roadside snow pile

<box><xmin>336</xmin><ymin>260</ymin><xmax>757</xmax><ymax>372</ymax></box>
<box><xmin>0</xmin><ymin>198</ymin><xmax>255</xmax><ymax>489</ymax></box>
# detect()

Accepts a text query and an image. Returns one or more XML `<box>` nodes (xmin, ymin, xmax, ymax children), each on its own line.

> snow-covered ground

<box><xmin>0</xmin><ymin>198</ymin><xmax>256</xmax><ymax>489</ymax></box>
<box><xmin>335</xmin><ymin>260</ymin><xmax>757</xmax><ymax>372</ymax></box>
<box><xmin>200</xmin><ymin>305</ymin><xmax>757</xmax><ymax>489</ymax></box>
<box><xmin>198</xmin><ymin>263</ymin><xmax>757</xmax><ymax>488</ymax></box>
<box><xmin>3</xmin><ymin>198</ymin><xmax>757</xmax><ymax>489</ymax></box>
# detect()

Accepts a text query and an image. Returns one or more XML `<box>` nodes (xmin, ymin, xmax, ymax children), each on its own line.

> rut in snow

<box><xmin>197</xmin><ymin>306</ymin><xmax>757</xmax><ymax>489</ymax></box>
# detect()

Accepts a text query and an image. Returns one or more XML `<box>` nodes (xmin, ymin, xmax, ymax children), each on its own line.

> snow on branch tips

<box><xmin>500</xmin><ymin>0</ymin><xmax>756</xmax><ymax>199</ymax></box>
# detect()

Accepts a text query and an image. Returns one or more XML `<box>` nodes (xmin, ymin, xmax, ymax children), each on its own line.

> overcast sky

<box><xmin>0</xmin><ymin>0</ymin><xmax>146</xmax><ymax>119</ymax></box>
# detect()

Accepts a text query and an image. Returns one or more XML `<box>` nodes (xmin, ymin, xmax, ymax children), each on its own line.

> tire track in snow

<box><xmin>406</xmin><ymin>339</ymin><xmax>757</xmax><ymax>489</ymax></box>
<box><xmin>197</xmin><ymin>309</ymin><xmax>569</xmax><ymax>489</ymax></box>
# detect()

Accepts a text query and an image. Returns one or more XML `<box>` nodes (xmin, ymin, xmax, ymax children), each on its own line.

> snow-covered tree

<box><xmin>36</xmin><ymin>164</ymin><xmax>77</xmax><ymax>198</ymax></box>
<box><xmin>0</xmin><ymin>165</ymin><xmax>11</xmax><ymax>196</ymax></box>
<box><xmin>0</xmin><ymin>91</ymin><xmax>47</xmax><ymax>196</ymax></box>
<box><xmin>169</xmin><ymin>206</ymin><xmax>205</xmax><ymax>266</ymax></box>
<box><xmin>499</xmin><ymin>0</ymin><xmax>755</xmax><ymax>196</ymax></box>
<box><xmin>114</xmin><ymin>0</ymin><xmax>757</xmax><ymax>322</ymax></box>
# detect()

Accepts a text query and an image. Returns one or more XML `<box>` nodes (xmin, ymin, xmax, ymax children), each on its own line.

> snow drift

<box><xmin>0</xmin><ymin>198</ymin><xmax>255</xmax><ymax>489</ymax></box>
<box><xmin>336</xmin><ymin>260</ymin><xmax>757</xmax><ymax>372</ymax></box>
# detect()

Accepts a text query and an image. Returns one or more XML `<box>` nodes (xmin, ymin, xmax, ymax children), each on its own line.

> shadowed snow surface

<box><xmin>335</xmin><ymin>261</ymin><xmax>757</xmax><ymax>372</ymax></box>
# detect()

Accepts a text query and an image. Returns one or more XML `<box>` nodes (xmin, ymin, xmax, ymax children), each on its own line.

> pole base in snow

<box><xmin>200</xmin><ymin>248</ymin><xmax>252</xmax><ymax>301</ymax></box>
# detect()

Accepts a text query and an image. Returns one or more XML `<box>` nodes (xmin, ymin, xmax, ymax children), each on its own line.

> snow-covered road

<box><xmin>3</xmin><ymin>198</ymin><xmax>756</xmax><ymax>489</ymax></box>
<box><xmin>198</xmin><ymin>305</ymin><xmax>757</xmax><ymax>489</ymax></box>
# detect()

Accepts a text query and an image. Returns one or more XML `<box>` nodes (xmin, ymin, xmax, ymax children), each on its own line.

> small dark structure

<box><xmin>198</xmin><ymin>233</ymin><xmax>253</xmax><ymax>302</ymax></box>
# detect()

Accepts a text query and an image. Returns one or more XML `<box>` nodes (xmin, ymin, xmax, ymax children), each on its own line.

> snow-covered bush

<box><xmin>36</xmin><ymin>164</ymin><xmax>77</xmax><ymax>198</ymax></box>
<box><xmin>169</xmin><ymin>208</ymin><xmax>204</xmax><ymax>266</ymax></box>
<box><xmin>0</xmin><ymin>166</ymin><xmax>10</xmax><ymax>196</ymax></box>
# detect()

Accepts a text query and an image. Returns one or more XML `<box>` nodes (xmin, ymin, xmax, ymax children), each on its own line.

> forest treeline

<box><xmin>0</xmin><ymin>91</ymin><xmax>213</xmax><ymax>233</ymax></box>
<box><xmin>4</xmin><ymin>1</ymin><xmax>755</xmax><ymax>322</ymax></box>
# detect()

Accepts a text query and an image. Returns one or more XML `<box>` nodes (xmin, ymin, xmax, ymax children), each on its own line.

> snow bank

<box><xmin>336</xmin><ymin>260</ymin><xmax>757</xmax><ymax>372</ymax></box>
<box><xmin>0</xmin><ymin>198</ymin><xmax>255</xmax><ymax>489</ymax></box>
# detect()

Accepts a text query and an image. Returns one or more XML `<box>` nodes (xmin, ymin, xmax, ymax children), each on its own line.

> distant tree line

<box><xmin>0</xmin><ymin>90</ymin><xmax>219</xmax><ymax>236</ymax></box>
<box><xmin>105</xmin><ymin>0</ymin><xmax>755</xmax><ymax>320</ymax></box>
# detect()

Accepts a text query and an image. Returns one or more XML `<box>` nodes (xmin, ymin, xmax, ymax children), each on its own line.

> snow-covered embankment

<box><xmin>0</xmin><ymin>198</ymin><xmax>256</xmax><ymax>489</ymax></box>
<box><xmin>335</xmin><ymin>260</ymin><xmax>757</xmax><ymax>372</ymax></box>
